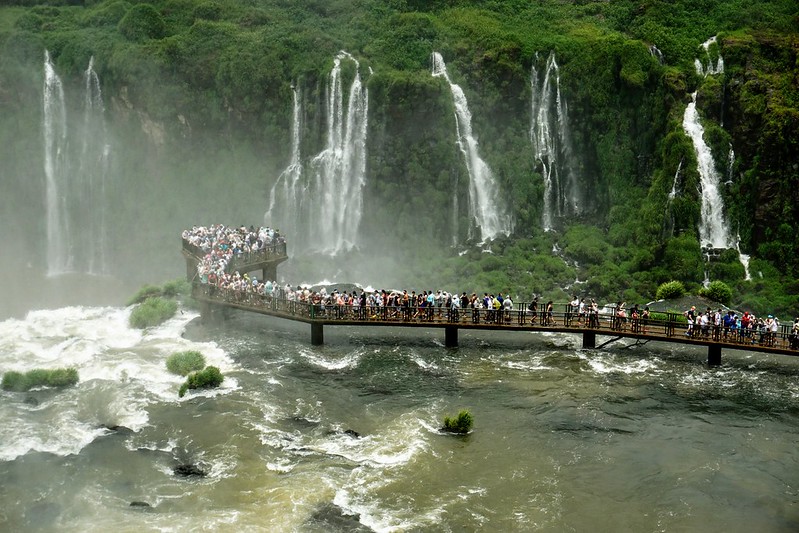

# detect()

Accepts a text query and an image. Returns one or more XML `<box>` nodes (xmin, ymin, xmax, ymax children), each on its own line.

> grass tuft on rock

<box><xmin>442</xmin><ymin>409</ymin><xmax>473</xmax><ymax>434</ymax></box>
<box><xmin>129</xmin><ymin>297</ymin><xmax>178</xmax><ymax>329</ymax></box>
<box><xmin>178</xmin><ymin>366</ymin><xmax>224</xmax><ymax>397</ymax></box>
<box><xmin>166</xmin><ymin>350</ymin><xmax>206</xmax><ymax>376</ymax></box>
<box><xmin>2</xmin><ymin>368</ymin><xmax>79</xmax><ymax>392</ymax></box>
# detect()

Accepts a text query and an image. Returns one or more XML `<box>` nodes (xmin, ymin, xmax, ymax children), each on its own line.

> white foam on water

<box><xmin>579</xmin><ymin>352</ymin><xmax>661</xmax><ymax>375</ymax></box>
<box><xmin>0</xmin><ymin>305</ymin><xmax>233</xmax><ymax>461</ymax></box>
<box><xmin>297</xmin><ymin>345</ymin><xmax>365</xmax><ymax>370</ymax></box>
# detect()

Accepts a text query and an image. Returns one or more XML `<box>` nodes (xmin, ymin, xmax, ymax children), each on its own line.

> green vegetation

<box><xmin>699</xmin><ymin>280</ymin><xmax>733</xmax><ymax>306</ymax></box>
<box><xmin>0</xmin><ymin>1</ymin><xmax>797</xmax><ymax>318</ymax></box>
<box><xmin>178</xmin><ymin>365</ymin><xmax>223</xmax><ymax>397</ymax></box>
<box><xmin>656</xmin><ymin>281</ymin><xmax>686</xmax><ymax>301</ymax></box>
<box><xmin>442</xmin><ymin>410</ymin><xmax>473</xmax><ymax>434</ymax></box>
<box><xmin>166</xmin><ymin>350</ymin><xmax>206</xmax><ymax>376</ymax></box>
<box><xmin>2</xmin><ymin>367</ymin><xmax>79</xmax><ymax>392</ymax></box>
<box><xmin>129</xmin><ymin>296</ymin><xmax>178</xmax><ymax>329</ymax></box>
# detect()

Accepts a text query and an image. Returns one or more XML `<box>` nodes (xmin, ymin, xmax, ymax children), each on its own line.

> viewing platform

<box><xmin>181</xmin><ymin>237</ymin><xmax>287</xmax><ymax>282</ymax></box>
<box><xmin>189</xmin><ymin>282</ymin><xmax>799</xmax><ymax>366</ymax></box>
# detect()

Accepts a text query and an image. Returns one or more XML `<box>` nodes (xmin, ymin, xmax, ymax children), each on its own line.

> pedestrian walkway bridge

<box><xmin>182</xmin><ymin>238</ymin><xmax>798</xmax><ymax>366</ymax></box>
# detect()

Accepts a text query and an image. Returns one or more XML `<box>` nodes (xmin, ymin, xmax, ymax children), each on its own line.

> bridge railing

<box><xmin>182</xmin><ymin>238</ymin><xmax>288</xmax><ymax>273</ymax></box>
<box><xmin>190</xmin><ymin>283</ymin><xmax>799</xmax><ymax>351</ymax></box>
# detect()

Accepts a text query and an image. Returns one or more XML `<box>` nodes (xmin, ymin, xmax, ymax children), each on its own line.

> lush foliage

<box><xmin>2</xmin><ymin>367</ymin><xmax>79</xmax><ymax>391</ymax></box>
<box><xmin>0</xmin><ymin>0</ymin><xmax>797</xmax><ymax>319</ymax></box>
<box><xmin>166</xmin><ymin>350</ymin><xmax>206</xmax><ymax>376</ymax></box>
<box><xmin>178</xmin><ymin>365</ymin><xmax>223</xmax><ymax>397</ymax></box>
<box><xmin>443</xmin><ymin>409</ymin><xmax>473</xmax><ymax>434</ymax></box>
<box><xmin>699</xmin><ymin>280</ymin><xmax>733</xmax><ymax>306</ymax></box>
<box><xmin>129</xmin><ymin>296</ymin><xmax>178</xmax><ymax>329</ymax></box>
<box><xmin>656</xmin><ymin>281</ymin><xmax>686</xmax><ymax>301</ymax></box>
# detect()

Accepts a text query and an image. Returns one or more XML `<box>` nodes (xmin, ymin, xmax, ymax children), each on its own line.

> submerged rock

<box><xmin>308</xmin><ymin>502</ymin><xmax>372</xmax><ymax>532</ymax></box>
<box><xmin>129</xmin><ymin>501</ymin><xmax>151</xmax><ymax>508</ymax></box>
<box><xmin>173</xmin><ymin>464</ymin><xmax>207</xmax><ymax>477</ymax></box>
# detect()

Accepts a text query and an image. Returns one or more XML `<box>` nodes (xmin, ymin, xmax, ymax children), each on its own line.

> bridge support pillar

<box><xmin>582</xmin><ymin>331</ymin><xmax>596</xmax><ymax>349</ymax></box>
<box><xmin>708</xmin><ymin>344</ymin><xmax>722</xmax><ymax>366</ymax></box>
<box><xmin>199</xmin><ymin>301</ymin><xmax>226</xmax><ymax>323</ymax></box>
<box><xmin>311</xmin><ymin>323</ymin><xmax>324</xmax><ymax>346</ymax></box>
<box><xmin>445</xmin><ymin>326</ymin><xmax>458</xmax><ymax>348</ymax></box>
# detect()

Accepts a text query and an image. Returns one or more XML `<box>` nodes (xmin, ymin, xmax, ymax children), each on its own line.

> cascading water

<box><xmin>529</xmin><ymin>52</ymin><xmax>580</xmax><ymax>231</ymax></box>
<box><xmin>78</xmin><ymin>56</ymin><xmax>111</xmax><ymax>275</ymax></box>
<box><xmin>43</xmin><ymin>50</ymin><xmax>70</xmax><ymax>276</ymax></box>
<box><xmin>668</xmin><ymin>160</ymin><xmax>683</xmax><ymax>201</ymax></box>
<box><xmin>265</xmin><ymin>85</ymin><xmax>303</xmax><ymax>249</ymax></box>
<box><xmin>43</xmin><ymin>52</ymin><xmax>111</xmax><ymax>276</ymax></box>
<box><xmin>266</xmin><ymin>52</ymin><xmax>368</xmax><ymax>254</ymax></box>
<box><xmin>432</xmin><ymin>52</ymin><xmax>512</xmax><ymax>242</ymax></box>
<box><xmin>648</xmin><ymin>44</ymin><xmax>665</xmax><ymax>65</ymax></box>
<box><xmin>682</xmin><ymin>92</ymin><xmax>730</xmax><ymax>249</ymax></box>
<box><xmin>694</xmin><ymin>36</ymin><xmax>724</xmax><ymax>77</ymax></box>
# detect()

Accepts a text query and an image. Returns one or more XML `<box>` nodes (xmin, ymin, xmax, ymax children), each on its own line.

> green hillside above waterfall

<box><xmin>0</xmin><ymin>0</ymin><xmax>797</xmax><ymax>317</ymax></box>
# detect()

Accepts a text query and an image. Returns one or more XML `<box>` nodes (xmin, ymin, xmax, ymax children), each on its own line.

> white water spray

<box><xmin>432</xmin><ymin>52</ymin><xmax>512</xmax><ymax>242</ymax></box>
<box><xmin>694</xmin><ymin>36</ymin><xmax>724</xmax><ymax>77</ymax></box>
<box><xmin>682</xmin><ymin>92</ymin><xmax>730</xmax><ymax>249</ymax></box>
<box><xmin>267</xmin><ymin>52</ymin><xmax>369</xmax><ymax>254</ymax></box>
<box><xmin>529</xmin><ymin>52</ymin><xmax>580</xmax><ymax>231</ymax></box>
<box><xmin>43</xmin><ymin>53</ymin><xmax>111</xmax><ymax>276</ymax></box>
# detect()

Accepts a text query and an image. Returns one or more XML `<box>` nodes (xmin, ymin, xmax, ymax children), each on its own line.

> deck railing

<box><xmin>191</xmin><ymin>283</ymin><xmax>799</xmax><ymax>351</ymax></box>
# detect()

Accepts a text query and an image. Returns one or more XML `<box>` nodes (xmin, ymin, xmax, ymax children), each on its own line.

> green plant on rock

<box><xmin>129</xmin><ymin>297</ymin><xmax>178</xmax><ymax>329</ymax></box>
<box><xmin>166</xmin><ymin>350</ymin><xmax>206</xmax><ymax>376</ymax></box>
<box><xmin>442</xmin><ymin>409</ymin><xmax>473</xmax><ymax>434</ymax></box>
<box><xmin>178</xmin><ymin>366</ymin><xmax>223</xmax><ymax>397</ymax></box>
<box><xmin>698</xmin><ymin>280</ymin><xmax>733</xmax><ymax>306</ymax></box>
<box><xmin>655</xmin><ymin>280</ymin><xmax>686</xmax><ymax>300</ymax></box>
<box><xmin>2</xmin><ymin>368</ymin><xmax>79</xmax><ymax>392</ymax></box>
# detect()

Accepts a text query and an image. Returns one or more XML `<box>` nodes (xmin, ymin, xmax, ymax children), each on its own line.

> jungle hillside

<box><xmin>0</xmin><ymin>0</ymin><xmax>797</xmax><ymax>317</ymax></box>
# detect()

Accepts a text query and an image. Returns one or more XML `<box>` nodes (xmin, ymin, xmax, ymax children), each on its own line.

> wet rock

<box><xmin>23</xmin><ymin>396</ymin><xmax>39</xmax><ymax>406</ymax></box>
<box><xmin>308</xmin><ymin>502</ymin><xmax>371</xmax><ymax>532</ymax></box>
<box><xmin>100</xmin><ymin>424</ymin><xmax>133</xmax><ymax>435</ymax></box>
<box><xmin>129</xmin><ymin>501</ymin><xmax>151</xmax><ymax>508</ymax></box>
<box><xmin>343</xmin><ymin>429</ymin><xmax>361</xmax><ymax>438</ymax></box>
<box><xmin>173</xmin><ymin>464</ymin><xmax>207</xmax><ymax>477</ymax></box>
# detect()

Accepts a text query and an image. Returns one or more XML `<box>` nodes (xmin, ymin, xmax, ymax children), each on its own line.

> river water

<box><xmin>1</xmin><ymin>302</ymin><xmax>798</xmax><ymax>532</ymax></box>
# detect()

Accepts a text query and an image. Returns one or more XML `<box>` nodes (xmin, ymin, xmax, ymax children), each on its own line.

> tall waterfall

<box><xmin>265</xmin><ymin>85</ymin><xmax>303</xmax><ymax>247</ymax></box>
<box><xmin>43</xmin><ymin>50</ymin><xmax>70</xmax><ymax>275</ymax></box>
<box><xmin>682</xmin><ymin>92</ymin><xmax>730</xmax><ymax>249</ymax></box>
<box><xmin>529</xmin><ymin>52</ymin><xmax>580</xmax><ymax>231</ymax></box>
<box><xmin>43</xmin><ymin>53</ymin><xmax>111</xmax><ymax>276</ymax></box>
<box><xmin>266</xmin><ymin>52</ymin><xmax>368</xmax><ymax>254</ymax></box>
<box><xmin>432</xmin><ymin>52</ymin><xmax>512</xmax><ymax>242</ymax></box>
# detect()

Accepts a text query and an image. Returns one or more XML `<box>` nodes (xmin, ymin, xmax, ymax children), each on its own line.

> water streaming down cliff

<box><xmin>695</xmin><ymin>36</ymin><xmax>724</xmax><ymax>77</ymax></box>
<box><xmin>431</xmin><ymin>52</ymin><xmax>512</xmax><ymax>242</ymax></box>
<box><xmin>266</xmin><ymin>52</ymin><xmax>368</xmax><ymax>254</ymax></box>
<box><xmin>529</xmin><ymin>52</ymin><xmax>580</xmax><ymax>231</ymax></box>
<box><xmin>43</xmin><ymin>53</ymin><xmax>111</xmax><ymax>276</ymax></box>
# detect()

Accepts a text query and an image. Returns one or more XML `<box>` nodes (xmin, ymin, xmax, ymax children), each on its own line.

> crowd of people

<box><xmin>183</xmin><ymin>225</ymin><xmax>799</xmax><ymax>349</ymax></box>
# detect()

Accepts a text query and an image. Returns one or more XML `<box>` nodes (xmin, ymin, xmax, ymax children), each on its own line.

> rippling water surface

<box><xmin>1</xmin><ymin>305</ymin><xmax>798</xmax><ymax>532</ymax></box>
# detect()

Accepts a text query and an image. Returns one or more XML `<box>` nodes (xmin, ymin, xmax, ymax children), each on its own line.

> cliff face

<box><xmin>0</xmin><ymin>1</ymin><xmax>797</xmax><ymax>311</ymax></box>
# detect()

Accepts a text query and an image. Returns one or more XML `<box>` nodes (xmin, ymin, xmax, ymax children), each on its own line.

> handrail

<box><xmin>190</xmin><ymin>283</ymin><xmax>799</xmax><ymax>352</ymax></box>
<box><xmin>182</xmin><ymin>238</ymin><xmax>287</xmax><ymax>275</ymax></box>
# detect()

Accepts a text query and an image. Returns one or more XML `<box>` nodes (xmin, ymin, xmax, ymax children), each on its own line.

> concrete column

<box><xmin>582</xmin><ymin>330</ymin><xmax>596</xmax><ymax>349</ymax></box>
<box><xmin>708</xmin><ymin>344</ymin><xmax>722</xmax><ymax>366</ymax></box>
<box><xmin>445</xmin><ymin>326</ymin><xmax>458</xmax><ymax>348</ymax></box>
<box><xmin>311</xmin><ymin>323</ymin><xmax>324</xmax><ymax>346</ymax></box>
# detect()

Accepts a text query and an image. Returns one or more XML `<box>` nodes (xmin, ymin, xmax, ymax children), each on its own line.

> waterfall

<box><xmin>726</xmin><ymin>145</ymin><xmax>735</xmax><ymax>184</ymax></box>
<box><xmin>648</xmin><ymin>44</ymin><xmax>665</xmax><ymax>65</ymax></box>
<box><xmin>668</xmin><ymin>160</ymin><xmax>682</xmax><ymax>200</ymax></box>
<box><xmin>43</xmin><ymin>53</ymin><xmax>111</xmax><ymax>276</ymax></box>
<box><xmin>265</xmin><ymin>84</ymin><xmax>303</xmax><ymax>248</ymax></box>
<box><xmin>682</xmin><ymin>92</ymin><xmax>730</xmax><ymax>249</ymax></box>
<box><xmin>43</xmin><ymin>50</ymin><xmax>70</xmax><ymax>276</ymax></box>
<box><xmin>694</xmin><ymin>36</ymin><xmax>724</xmax><ymax>77</ymax></box>
<box><xmin>529</xmin><ymin>52</ymin><xmax>579</xmax><ymax>231</ymax></box>
<box><xmin>266</xmin><ymin>52</ymin><xmax>368</xmax><ymax>254</ymax></box>
<box><xmin>432</xmin><ymin>52</ymin><xmax>512</xmax><ymax>242</ymax></box>
<box><xmin>79</xmin><ymin>56</ymin><xmax>111</xmax><ymax>275</ymax></box>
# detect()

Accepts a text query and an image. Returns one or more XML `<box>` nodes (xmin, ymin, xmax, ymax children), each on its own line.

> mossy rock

<box><xmin>2</xmin><ymin>368</ymin><xmax>79</xmax><ymax>392</ymax></box>
<box><xmin>442</xmin><ymin>409</ymin><xmax>473</xmax><ymax>434</ymax></box>
<box><xmin>129</xmin><ymin>297</ymin><xmax>178</xmax><ymax>329</ymax></box>
<box><xmin>166</xmin><ymin>350</ymin><xmax>206</xmax><ymax>376</ymax></box>
<box><xmin>178</xmin><ymin>366</ymin><xmax>223</xmax><ymax>397</ymax></box>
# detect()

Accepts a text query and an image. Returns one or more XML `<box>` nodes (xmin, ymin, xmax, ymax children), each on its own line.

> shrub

<box><xmin>178</xmin><ymin>366</ymin><xmax>224</xmax><ymax>397</ymax></box>
<box><xmin>161</xmin><ymin>278</ymin><xmax>191</xmax><ymax>298</ymax></box>
<box><xmin>655</xmin><ymin>280</ymin><xmax>686</xmax><ymax>300</ymax></box>
<box><xmin>129</xmin><ymin>297</ymin><xmax>178</xmax><ymax>329</ymax></box>
<box><xmin>699</xmin><ymin>280</ymin><xmax>733</xmax><ymax>306</ymax></box>
<box><xmin>118</xmin><ymin>3</ymin><xmax>166</xmax><ymax>42</ymax></box>
<box><xmin>2</xmin><ymin>368</ymin><xmax>79</xmax><ymax>392</ymax></box>
<box><xmin>127</xmin><ymin>284</ymin><xmax>162</xmax><ymax>306</ymax></box>
<box><xmin>442</xmin><ymin>410</ymin><xmax>473</xmax><ymax>434</ymax></box>
<box><xmin>166</xmin><ymin>350</ymin><xmax>206</xmax><ymax>376</ymax></box>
